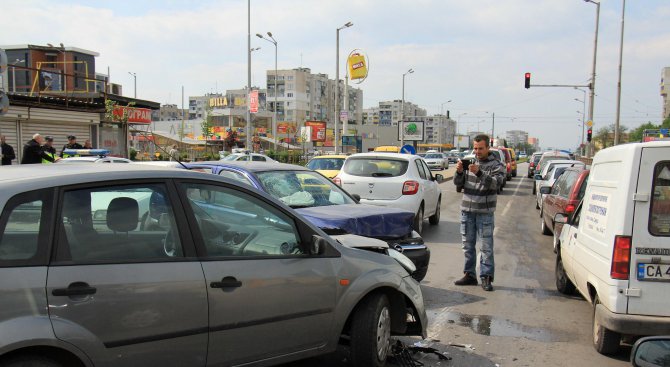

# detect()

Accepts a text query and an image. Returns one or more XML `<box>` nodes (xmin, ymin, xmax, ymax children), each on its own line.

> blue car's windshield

<box><xmin>256</xmin><ymin>170</ymin><xmax>355</xmax><ymax>208</ymax></box>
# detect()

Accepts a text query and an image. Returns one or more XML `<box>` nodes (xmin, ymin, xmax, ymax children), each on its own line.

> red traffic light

<box><xmin>587</xmin><ymin>128</ymin><xmax>593</xmax><ymax>142</ymax></box>
<box><xmin>524</xmin><ymin>73</ymin><xmax>531</xmax><ymax>89</ymax></box>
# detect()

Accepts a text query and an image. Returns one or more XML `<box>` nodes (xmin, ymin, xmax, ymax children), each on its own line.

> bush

<box><xmin>129</xmin><ymin>148</ymin><xmax>137</xmax><ymax>161</ymax></box>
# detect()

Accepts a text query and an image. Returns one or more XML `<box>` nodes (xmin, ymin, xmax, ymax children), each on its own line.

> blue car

<box><xmin>185</xmin><ymin>161</ymin><xmax>430</xmax><ymax>281</ymax></box>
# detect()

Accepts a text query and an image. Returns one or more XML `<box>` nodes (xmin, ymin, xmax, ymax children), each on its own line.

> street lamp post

<box><xmin>256</xmin><ymin>32</ymin><xmax>278</xmax><ymax>150</ymax></box>
<box><xmin>247</xmin><ymin>0</ymin><xmax>251</xmax><ymax>149</ymax></box>
<box><xmin>584</xmin><ymin>0</ymin><xmax>600</xmax><ymax>156</ymax></box>
<box><xmin>335</xmin><ymin>21</ymin><xmax>353</xmax><ymax>154</ymax></box>
<box><xmin>400</xmin><ymin>68</ymin><xmax>414</xmax><ymax>148</ymax></box>
<box><xmin>128</xmin><ymin>72</ymin><xmax>136</xmax><ymax>98</ymax></box>
<box><xmin>614</xmin><ymin>0</ymin><xmax>626</xmax><ymax>145</ymax></box>
<box><xmin>439</xmin><ymin>100</ymin><xmax>452</xmax><ymax>151</ymax></box>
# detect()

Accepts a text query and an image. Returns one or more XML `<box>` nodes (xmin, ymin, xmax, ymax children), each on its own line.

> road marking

<box><xmin>501</xmin><ymin>175</ymin><xmax>525</xmax><ymax>217</ymax></box>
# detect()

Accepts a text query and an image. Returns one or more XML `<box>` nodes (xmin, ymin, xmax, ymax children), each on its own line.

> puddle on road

<box><xmin>430</xmin><ymin>309</ymin><xmax>572</xmax><ymax>342</ymax></box>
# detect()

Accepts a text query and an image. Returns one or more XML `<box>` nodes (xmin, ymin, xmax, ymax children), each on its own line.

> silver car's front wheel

<box><xmin>350</xmin><ymin>294</ymin><xmax>392</xmax><ymax>367</ymax></box>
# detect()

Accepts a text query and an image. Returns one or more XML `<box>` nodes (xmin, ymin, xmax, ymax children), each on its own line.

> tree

<box><xmin>594</xmin><ymin>124</ymin><xmax>628</xmax><ymax>149</ymax></box>
<box><xmin>662</xmin><ymin>116</ymin><xmax>670</xmax><ymax>129</ymax></box>
<box><xmin>201</xmin><ymin>104</ymin><xmax>214</xmax><ymax>154</ymax></box>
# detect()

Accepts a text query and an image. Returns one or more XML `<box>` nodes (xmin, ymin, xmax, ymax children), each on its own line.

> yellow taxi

<box><xmin>508</xmin><ymin>148</ymin><xmax>518</xmax><ymax>177</ymax></box>
<box><xmin>306</xmin><ymin>155</ymin><xmax>347</xmax><ymax>179</ymax></box>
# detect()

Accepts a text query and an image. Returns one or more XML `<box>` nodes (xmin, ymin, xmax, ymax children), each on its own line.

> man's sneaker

<box><xmin>454</xmin><ymin>273</ymin><xmax>478</xmax><ymax>286</ymax></box>
<box><xmin>481</xmin><ymin>276</ymin><xmax>493</xmax><ymax>291</ymax></box>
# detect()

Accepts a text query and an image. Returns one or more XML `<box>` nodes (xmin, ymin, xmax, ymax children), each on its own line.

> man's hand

<box><xmin>456</xmin><ymin>160</ymin><xmax>463</xmax><ymax>173</ymax></box>
<box><xmin>469</xmin><ymin>163</ymin><xmax>480</xmax><ymax>175</ymax></box>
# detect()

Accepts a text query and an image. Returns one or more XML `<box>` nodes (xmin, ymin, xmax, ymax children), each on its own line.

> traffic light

<box><xmin>524</xmin><ymin>72</ymin><xmax>531</xmax><ymax>89</ymax></box>
<box><xmin>587</xmin><ymin>128</ymin><xmax>593</xmax><ymax>142</ymax></box>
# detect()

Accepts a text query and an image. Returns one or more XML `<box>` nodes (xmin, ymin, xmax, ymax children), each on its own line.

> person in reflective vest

<box><xmin>42</xmin><ymin>136</ymin><xmax>58</xmax><ymax>164</ymax></box>
<box><xmin>61</xmin><ymin>135</ymin><xmax>83</xmax><ymax>158</ymax></box>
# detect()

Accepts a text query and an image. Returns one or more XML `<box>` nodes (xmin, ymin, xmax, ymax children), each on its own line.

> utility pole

<box><xmin>614</xmin><ymin>0</ymin><xmax>626</xmax><ymax>145</ymax></box>
<box><xmin>246</xmin><ymin>0</ymin><xmax>252</xmax><ymax>149</ymax></box>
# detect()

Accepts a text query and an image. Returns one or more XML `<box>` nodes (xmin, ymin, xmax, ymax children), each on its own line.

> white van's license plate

<box><xmin>637</xmin><ymin>263</ymin><xmax>670</xmax><ymax>281</ymax></box>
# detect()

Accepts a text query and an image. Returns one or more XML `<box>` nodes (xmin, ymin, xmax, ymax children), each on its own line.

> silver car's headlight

<box><xmin>388</xmin><ymin>248</ymin><xmax>416</xmax><ymax>274</ymax></box>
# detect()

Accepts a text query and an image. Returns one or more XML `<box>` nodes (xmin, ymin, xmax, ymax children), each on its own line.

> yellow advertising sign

<box><xmin>347</xmin><ymin>52</ymin><xmax>368</xmax><ymax>80</ymax></box>
<box><xmin>209</xmin><ymin>97</ymin><xmax>229</xmax><ymax>107</ymax></box>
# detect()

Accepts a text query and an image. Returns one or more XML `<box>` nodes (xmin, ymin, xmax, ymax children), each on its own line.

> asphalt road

<box><xmin>286</xmin><ymin>163</ymin><xmax>632</xmax><ymax>367</ymax></box>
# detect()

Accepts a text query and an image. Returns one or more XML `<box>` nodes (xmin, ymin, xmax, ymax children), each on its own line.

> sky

<box><xmin>4</xmin><ymin>0</ymin><xmax>670</xmax><ymax>149</ymax></box>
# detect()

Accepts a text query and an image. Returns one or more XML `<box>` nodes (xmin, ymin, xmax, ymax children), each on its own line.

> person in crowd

<box><xmin>42</xmin><ymin>136</ymin><xmax>58</xmax><ymax>164</ymax></box>
<box><xmin>452</xmin><ymin>134</ymin><xmax>506</xmax><ymax>291</ymax></box>
<box><xmin>1</xmin><ymin>135</ymin><xmax>16</xmax><ymax>165</ymax></box>
<box><xmin>83</xmin><ymin>140</ymin><xmax>93</xmax><ymax>149</ymax></box>
<box><xmin>21</xmin><ymin>134</ymin><xmax>56</xmax><ymax>164</ymax></box>
<box><xmin>61</xmin><ymin>135</ymin><xmax>84</xmax><ymax>158</ymax></box>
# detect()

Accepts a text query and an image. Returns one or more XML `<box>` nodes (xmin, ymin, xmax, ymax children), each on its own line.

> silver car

<box><xmin>0</xmin><ymin>165</ymin><xmax>426</xmax><ymax>367</ymax></box>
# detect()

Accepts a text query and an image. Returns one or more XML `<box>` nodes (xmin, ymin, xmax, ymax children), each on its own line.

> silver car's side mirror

<box><xmin>631</xmin><ymin>336</ymin><xmax>670</xmax><ymax>367</ymax></box>
<box><xmin>310</xmin><ymin>235</ymin><xmax>327</xmax><ymax>255</ymax></box>
<box><xmin>540</xmin><ymin>186</ymin><xmax>552</xmax><ymax>195</ymax></box>
<box><xmin>554</xmin><ymin>213</ymin><xmax>569</xmax><ymax>225</ymax></box>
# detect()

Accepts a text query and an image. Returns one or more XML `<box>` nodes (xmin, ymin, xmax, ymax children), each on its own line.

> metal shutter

<box><xmin>20</xmin><ymin>122</ymin><xmax>91</xmax><ymax>157</ymax></box>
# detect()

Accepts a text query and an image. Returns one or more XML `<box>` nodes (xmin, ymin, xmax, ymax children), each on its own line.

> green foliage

<box><xmin>129</xmin><ymin>148</ymin><xmax>137</xmax><ymax>161</ymax></box>
<box><xmin>104</xmin><ymin>100</ymin><xmax>136</xmax><ymax>123</ymax></box>
<box><xmin>629</xmin><ymin>122</ymin><xmax>659</xmax><ymax>142</ymax></box>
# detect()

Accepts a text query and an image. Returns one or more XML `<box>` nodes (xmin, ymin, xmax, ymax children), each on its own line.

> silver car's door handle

<box><xmin>52</xmin><ymin>282</ymin><xmax>97</xmax><ymax>297</ymax></box>
<box><xmin>210</xmin><ymin>276</ymin><xmax>243</xmax><ymax>289</ymax></box>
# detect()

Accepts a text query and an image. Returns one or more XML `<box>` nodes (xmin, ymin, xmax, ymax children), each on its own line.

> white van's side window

<box><xmin>650</xmin><ymin>162</ymin><xmax>670</xmax><ymax>236</ymax></box>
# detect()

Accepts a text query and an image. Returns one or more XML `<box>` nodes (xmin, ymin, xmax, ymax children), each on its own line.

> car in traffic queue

<box><xmin>534</xmin><ymin>151</ymin><xmax>571</xmax><ymax>183</ymax></box>
<box><xmin>334</xmin><ymin>152</ymin><xmax>443</xmax><ymax>236</ymax></box>
<box><xmin>539</xmin><ymin>166</ymin><xmax>589</xmax><ymax>251</ymax></box>
<box><xmin>55</xmin><ymin>149</ymin><xmax>133</xmax><ymax>164</ymax></box>
<box><xmin>528</xmin><ymin>152</ymin><xmax>543</xmax><ymax>178</ymax></box>
<box><xmin>423</xmin><ymin>152</ymin><xmax>448</xmax><ymax>170</ymax></box>
<box><xmin>533</xmin><ymin>160</ymin><xmax>585</xmax><ymax>196</ymax></box>
<box><xmin>0</xmin><ymin>164</ymin><xmax>427</xmax><ymax>367</ymax></box>
<box><xmin>183</xmin><ymin>161</ymin><xmax>431</xmax><ymax>281</ymax></box>
<box><xmin>305</xmin><ymin>154</ymin><xmax>347</xmax><ymax>179</ymax></box>
<box><xmin>497</xmin><ymin>147</ymin><xmax>513</xmax><ymax>181</ymax></box>
<box><xmin>446</xmin><ymin>150</ymin><xmax>460</xmax><ymax>164</ymax></box>
<box><xmin>554</xmin><ymin>141</ymin><xmax>670</xmax><ymax>355</ymax></box>
<box><xmin>507</xmin><ymin>147</ymin><xmax>518</xmax><ymax>177</ymax></box>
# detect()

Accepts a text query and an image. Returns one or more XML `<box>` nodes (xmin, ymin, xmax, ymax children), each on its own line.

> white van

<box><xmin>554</xmin><ymin>141</ymin><xmax>670</xmax><ymax>354</ymax></box>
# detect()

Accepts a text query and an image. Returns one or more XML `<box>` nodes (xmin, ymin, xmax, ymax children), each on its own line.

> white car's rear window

<box><xmin>343</xmin><ymin>158</ymin><xmax>409</xmax><ymax>177</ymax></box>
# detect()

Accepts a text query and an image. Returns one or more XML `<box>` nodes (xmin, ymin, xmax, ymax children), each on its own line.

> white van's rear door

<box><xmin>628</xmin><ymin>148</ymin><xmax>670</xmax><ymax>316</ymax></box>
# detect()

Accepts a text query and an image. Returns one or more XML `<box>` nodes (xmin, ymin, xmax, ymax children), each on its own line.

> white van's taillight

<box><xmin>333</xmin><ymin>177</ymin><xmax>341</xmax><ymax>186</ymax></box>
<box><xmin>611</xmin><ymin>235</ymin><xmax>632</xmax><ymax>280</ymax></box>
<box><xmin>402</xmin><ymin>180</ymin><xmax>419</xmax><ymax>195</ymax></box>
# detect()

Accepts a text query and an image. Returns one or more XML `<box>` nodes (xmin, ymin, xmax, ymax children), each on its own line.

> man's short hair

<box><xmin>33</xmin><ymin>133</ymin><xmax>41</xmax><ymax>140</ymax></box>
<box><xmin>473</xmin><ymin>134</ymin><xmax>490</xmax><ymax>147</ymax></box>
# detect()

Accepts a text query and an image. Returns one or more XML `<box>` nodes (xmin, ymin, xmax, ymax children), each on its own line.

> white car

<box><xmin>221</xmin><ymin>153</ymin><xmax>277</xmax><ymax>162</ymax></box>
<box><xmin>423</xmin><ymin>152</ymin><xmax>448</xmax><ymax>170</ymax></box>
<box><xmin>533</xmin><ymin>160</ymin><xmax>584</xmax><ymax>196</ymax></box>
<box><xmin>554</xmin><ymin>141</ymin><xmax>670</xmax><ymax>355</ymax></box>
<box><xmin>334</xmin><ymin>153</ymin><xmax>443</xmax><ymax>234</ymax></box>
<box><xmin>535</xmin><ymin>165</ymin><xmax>570</xmax><ymax>211</ymax></box>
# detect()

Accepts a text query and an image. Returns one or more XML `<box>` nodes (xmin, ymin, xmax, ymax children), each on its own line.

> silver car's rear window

<box><xmin>343</xmin><ymin>158</ymin><xmax>409</xmax><ymax>177</ymax></box>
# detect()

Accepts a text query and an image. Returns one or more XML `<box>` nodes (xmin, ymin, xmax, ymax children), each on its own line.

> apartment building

<box><xmin>505</xmin><ymin>130</ymin><xmax>529</xmax><ymax>148</ymax></box>
<box><xmin>377</xmin><ymin>100</ymin><xmax>427</xmax><ymax>126</ymax></box>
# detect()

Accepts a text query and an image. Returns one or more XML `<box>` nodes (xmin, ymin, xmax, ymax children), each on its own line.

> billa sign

<box><xmin>347</xmin><ymin>52</ymin><xmax>368</xmax><ymax>81</ymax></box>
<box><xmin>113</xmin><ymin>106</ymin><xmax>152</xmax><ymax>124</ymax></box>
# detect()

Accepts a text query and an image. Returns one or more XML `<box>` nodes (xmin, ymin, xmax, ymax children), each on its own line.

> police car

<box><xmin>56</xmin><ymin>149</ymin><xmax>132</xmax><ymax>164</ymax></box>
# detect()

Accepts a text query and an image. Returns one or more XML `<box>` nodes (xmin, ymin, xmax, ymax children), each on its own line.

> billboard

<box><xmin>277</xmin><ymin>122</ymin><xmax>297</xmax><ymax>134</ymax></box>
<box><xmin>249</xmin><ymin>90</ymin><xmax>259</xmax><ymax>113</ymax></box>
<box><xmin>398</xmin><ymin>121</ymin><xmax>424</xmax><ymax>141</ymax></box>
<box><xmin>305</xmin><ymin>121</ymin><xmax>326</xmax><ymax>142</ymax></box>
<box><xmin>454</xmin><ymin>135</ymin><xmax>470</xmax><ymax>148</ymax></box>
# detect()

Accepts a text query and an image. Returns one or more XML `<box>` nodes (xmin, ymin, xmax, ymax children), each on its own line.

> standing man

<box><xmin>168</xmin><ymin>144</ymin><xmax>179</xmax><ymax>161</ymax></box>
<box><xmin>42</xmin><ymin>136</ymin><xmax>57</xmax><ymax>164</ymax></box>
<box><xmin>21</xmin><ymin>134</ymin><xmax>57</xmax><ymax>164</ymax></box>
<box><xmin>1</xmin><ymin>135</ymin><xmax>16</xmax><ymax>165</ymax></box>
<box><xmin>453</xmin><ymin>134</ymin><xmax>505</xmax><ymax>291</ymax></box>
<box><xmin>61</xmin><ymin>135</ymin><xmax>83</xmax><ymax>158</ymax></box>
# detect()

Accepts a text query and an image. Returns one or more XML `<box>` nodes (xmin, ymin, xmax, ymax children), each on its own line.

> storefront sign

<box><xmin>113</xmin><ymin>106</ymin><xmax>152</xmax><ymax>124</ymax></box>
<box><xmin>249</xmin><ymin>90</ymin><xmax>259</xmax><ymax>113</ymax></box>
<box><xmin>305</xmin><ymin>121</ymin><xmax>326</xmax><ymax>142</ymax></box>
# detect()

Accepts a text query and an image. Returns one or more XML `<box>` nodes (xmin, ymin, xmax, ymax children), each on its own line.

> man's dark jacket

<box><xmin>1</xmin><ymin>143</ymin><xmax>16</xmax><ymax>165</ymax></box>
<box><xmin>21</xmin><ymin>139</ymin><xmax>55</xmax><ymax>164</ymax></box>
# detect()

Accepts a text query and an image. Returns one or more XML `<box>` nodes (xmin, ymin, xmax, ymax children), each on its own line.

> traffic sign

<box><xmin>400</xmin><ymin>144</ymin><xmax>415</xmax><ymax>155</ymax></box>
<box><xmin>586</xmin><ymin>120</ymin><xmax>593</xmax><ymax>128</ymax></box>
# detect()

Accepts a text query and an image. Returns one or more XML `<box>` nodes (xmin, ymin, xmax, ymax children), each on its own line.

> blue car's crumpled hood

<box><xmin>295</xmin><ymin>204</ymin><xmax>415</xmax><ymax>239</ymax></box>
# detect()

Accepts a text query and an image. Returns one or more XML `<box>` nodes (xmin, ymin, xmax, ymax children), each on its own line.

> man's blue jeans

<box><xmin>460</xmin><ymin>211</ymin><xmax>495</xmax><ymax>279</ymax></box>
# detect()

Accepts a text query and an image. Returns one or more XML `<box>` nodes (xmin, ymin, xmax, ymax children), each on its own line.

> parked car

<box><xmin>423</xmin><ymin>152</ymin><xmax>448</xmax><ymax>170</ymax></box>
<box><xmin>528</xmin><ymin>152</ymin><xmax>543</xmax><ymax>178</ymax></box>
<box><xmin>554</xmin><ymin>141</ymin><xmax>670</xmax><ymax>355</ymax></box>
<box><xmin>221</xmin><ymin>152</ymin><xmax>277</xmax><ymax>162</ymax></box>
<box><xmin>334</xmin><ymin>153</ymin><xmax>443</xmax><ymax>235</ymax></box>
<box><xmin>446</xmin><ymin>151</ymin><xmax>459</xmax><ymax>164</ymax></box>
<box><xmin>507</xmin><ymin>147</ymin><xmax>518</xmax><ymax>177</ymax></box>
<box><xmin>0</xmin><ymin>164</ymin><xmax>426</xmax><ymax>366</ymax></box>
<box><xmin>306</xmin><ymin>155</ymin><xmax>347</xmax><ymax>179</ymax></box>
<box><xmin>535</xmin><ymin>165</ymin><xmax>569</xmax><ymax>211</ymax></box>
<box><xmin>498</xmin><ymin>147</ymin><xmax>513</xmax><ymax>181</ymax></box>
<box><xmin>539</xmin><ymin>167</ymin><xmax>589</xmax><ymax>244</ymax></box>
<box><xmin>184</xmin><ymin>161</ymin><xmax>431</xmax><ymax>281</ymax></box>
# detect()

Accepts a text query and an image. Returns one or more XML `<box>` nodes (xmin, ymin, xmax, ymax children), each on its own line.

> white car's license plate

<box><xmin>637</xmin><ymin>263</ymin><xmax>670</xmax><ymax>281</ymax></box>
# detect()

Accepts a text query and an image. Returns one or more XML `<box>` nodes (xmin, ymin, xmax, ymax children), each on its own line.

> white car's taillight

<box><xmin>402</xmin><ymin>180</ymin><xmax>419</xmax><ymax>195</ymax></box>
<box><xmin>611</xmin><ymin>235</ymin><xmax>632</xmax><ymax>280</ymax></box>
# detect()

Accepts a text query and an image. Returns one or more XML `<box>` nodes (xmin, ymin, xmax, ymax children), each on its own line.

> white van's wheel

<box><xmin>592</xmin><ymin>296</ymin><xmax>621</xmax><ymax>355</ymax></box>
<box><xmin>350</xmin><ymin>294</ymin><xmax>391</xmax><ymax>367</ymax></box>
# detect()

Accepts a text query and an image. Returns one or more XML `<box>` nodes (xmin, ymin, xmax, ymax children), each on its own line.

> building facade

<box><xmin>152</xmin><ymin>104</ymin><xmax>188</xmax><ymax>121</ymax></box>
<box><xmin>377</xmin><ymin>100</ymin><xmax>427</xmax><ymax>126</ymax></box>
<box><xmin>505</xmin><ymin>130</ymin><xmax>529</xmax><ymax>148</ymax></box>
